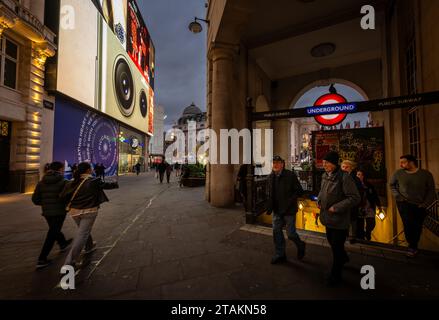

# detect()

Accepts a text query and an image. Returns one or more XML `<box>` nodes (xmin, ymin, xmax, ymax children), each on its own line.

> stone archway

<box><xmin>289</xmin><ymin>79</ymin><xmax>371</xmax><ymax>168</ymax></box>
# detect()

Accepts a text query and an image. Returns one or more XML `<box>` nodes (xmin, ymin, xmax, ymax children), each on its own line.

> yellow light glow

<box><xmin>28</xmin><ymin>139</ymin><xmax>40</xmax><ymax>145</ymax></box>
<box><xmin>376</xmin><ymin>208</ymin><xmax>386</xmax><ymax>221</ymax></box>
<box><xmin>29</xmin><ymin>131</ymin><xmax>41</xmax><ymax>138</ymax></box>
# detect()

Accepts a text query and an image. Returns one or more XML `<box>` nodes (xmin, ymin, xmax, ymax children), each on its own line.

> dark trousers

<box><xmin>166</xmin><ymin>172</ymin><xmax>171</xmax><ymax>183</ymax></box>
<box><xmin>326</xmin><ymin>227</ymin><xmax>348</xmax><ymax>280</ymax></box>
<box><xmin>357</xmin><ymin>217</ymin><xmax>376</xmax><ymax>241</ymax></box>
<box><xmin>39</xmin><ymin>215</ymin><xmax>68</xmax><ymax>261</ymax></box>
<box><xmin>159</xmin><ymin>172</ymin><xmax>165</xmax><ymax>183</ymax></box>
<box><xmin>397</xmin><ymin>201</ymin><xmax>428</xmax><ymax>250</ymax></box>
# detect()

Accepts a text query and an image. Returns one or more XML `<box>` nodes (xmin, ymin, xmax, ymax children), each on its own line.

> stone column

<box><xmin>272</xmin><ymin>119</ymin><xmax>292</xmax><ymax>169</ymax></box>
<box><xmin>208</xmin><ymin>44</ymin><xmax>236</xmax><ymax>207</ymax></box>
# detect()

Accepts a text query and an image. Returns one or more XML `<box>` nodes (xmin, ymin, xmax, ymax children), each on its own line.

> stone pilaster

<box><xmin>208</xmin><ymin>43</ymin><xmax>238</xmax><ymax>207</ymax></box>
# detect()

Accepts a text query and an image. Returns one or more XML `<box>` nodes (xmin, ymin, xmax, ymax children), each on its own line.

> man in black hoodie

<box><xmin>32</xmin><ymin>162</ymin><xmax>72</xmax><ymax>269</ymax></box>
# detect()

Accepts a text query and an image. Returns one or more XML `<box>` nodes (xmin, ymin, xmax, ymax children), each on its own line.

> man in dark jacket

<box><xmin>267</xmin><ymin>156</ymin><xmax>306</xmax><ymax>264</ymax></box>
<box><xmin>32</xmin><ymin>162</ymin><xmax>72</xmax><ymax>269</ymax></box>
<box><xmin>318</xmin><ymin>152</ymin><xmax>361</xmax><ymax>287</ymax></box>
<box><xmin>157</xmin><ymin>161</ymin><xmax>166</xmax><ymax>183</ymax></box>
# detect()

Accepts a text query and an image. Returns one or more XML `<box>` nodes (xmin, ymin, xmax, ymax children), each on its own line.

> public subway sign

<box><xmin>311</xmin><ymin>93</ymin><xmax>353</xmax><ymax>126</ymax></box>
<box><xmin>251</xmin><ymin>90</ymin><xmax>439</xmax><ymax>121</ymax></box>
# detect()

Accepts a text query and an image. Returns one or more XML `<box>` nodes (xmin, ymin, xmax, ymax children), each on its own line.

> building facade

<box><xmin>172</xmin><ymin>102</ymin><xmax>207</xmax><ymax>163</ymax></box>
<box><xmin>206</xmin><ymin>0</ymin><xmax>439</xmax><ymax>250</ymax></box>
<box><xmin>0</xmin><ymin>0</ymin><xmax>56</xmax><ymax>193</ymax></box>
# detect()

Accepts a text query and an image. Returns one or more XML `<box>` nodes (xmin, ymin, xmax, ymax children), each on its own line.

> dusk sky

<box><xmin>138</xmin><ymin>0</ymin><xmax>207</xmax><ymax>130</ymax></box>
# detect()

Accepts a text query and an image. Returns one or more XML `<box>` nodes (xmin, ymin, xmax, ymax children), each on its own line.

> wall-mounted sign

<box><xmin>312</xmin><ymin>92</ymin><xmax>349</xmax><ymax>126</ymax></box>
<box><xmin>130</xmin><ymin>137</ymin><xmax>139</xmax><ymax>150</ymax></box>
<box><xmin>43</xmin><ymin>100</ymin><xmax>54</xmax><ymax>110</ymax></box>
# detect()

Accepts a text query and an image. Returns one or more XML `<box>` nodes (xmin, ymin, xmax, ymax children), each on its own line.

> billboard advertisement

<box><xmin>53</xmin><ymin>97</ymin><xmax>119</xmax><ymax>179</ymax></box>
<box><xmin>56</xmin><ymin>0</ymin><xmax>155</xmax><ymax>135</ymax></box>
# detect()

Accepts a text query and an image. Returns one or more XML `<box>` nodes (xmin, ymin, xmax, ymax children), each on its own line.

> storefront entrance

<box><xmin>0</xmin><ymin>121</ymin><xmax>11</xmax><ymax>193</ymax></box>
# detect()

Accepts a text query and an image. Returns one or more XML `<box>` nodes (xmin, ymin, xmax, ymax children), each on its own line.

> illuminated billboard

<box><xmin>56</xmin><ymin>0</ymin><xmax>155</xmax><ymax>135</ymax></box>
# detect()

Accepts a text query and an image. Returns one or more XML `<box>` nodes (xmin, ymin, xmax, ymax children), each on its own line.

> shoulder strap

<box><xmin>66</xmin><ymin>178</ymin><xmax>88</xmax><ymax>211</ymax></box>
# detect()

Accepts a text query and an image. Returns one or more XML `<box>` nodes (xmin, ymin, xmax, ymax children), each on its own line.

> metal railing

<box><xmin>425</xmin><ymin>200</ymin><xmax>439</xmax><ymax>237</ymax></box>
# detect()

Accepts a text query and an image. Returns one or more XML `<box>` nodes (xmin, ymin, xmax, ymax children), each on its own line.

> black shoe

<box><xmin>271</xmin><ymin>255</ymin><xmax>287</xmax><ymax>264</ymax></box>
<box><xmin>36</xmin><ymin>259</ymin><xmax>52</xmax><ymax>270</ymax></box>
<box><xmin>297</xmin><ymin>242</ymin><xmax>306</xmax><ymax>260</ymax></box>
<box><xmin>59</xmin><ymin>239</ymin><xmax>73</xmax><ymax>252</ymax></box>
<box><xmin>325</xmin><ymin>275</ymin><xmax>342</xmax><ymax>287</ymax></box>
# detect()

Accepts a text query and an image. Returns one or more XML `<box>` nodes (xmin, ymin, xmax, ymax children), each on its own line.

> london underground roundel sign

<box><xmin>313</xmin><ymin>93</ymin><xmax>348</xmax><ymax>126</ymax></box>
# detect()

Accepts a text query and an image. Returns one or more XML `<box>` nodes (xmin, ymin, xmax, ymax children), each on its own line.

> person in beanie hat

<box><xmin>318</xmin><ymin>151</ymin><xmax>361</xmax><ymax>287</ymax></box>
<box><xmin>267</xmin><ymin>155</ymin><xmax>306</xmax><ymax>264</ymax></box>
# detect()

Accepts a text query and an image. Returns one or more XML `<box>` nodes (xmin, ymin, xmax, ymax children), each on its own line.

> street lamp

<box><xmin>188</xmin><ymin>17</ymin><xmax>209</xmax><ymax>34</ymax></box>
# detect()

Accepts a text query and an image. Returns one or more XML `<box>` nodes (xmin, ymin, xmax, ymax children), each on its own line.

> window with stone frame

<box><xmin>405</xmin><ymin>30</ymin><xmax>422</xmax><ymax>168</ymax></box>
<box><xmin>0</xmin><ymin>36</ymin><xmax>19</xmax><ymax>90</ymax></box>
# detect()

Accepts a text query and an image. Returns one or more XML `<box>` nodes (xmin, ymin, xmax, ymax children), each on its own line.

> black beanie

<box><xmin>323</xmin><ymin>151</ymin><xmax>339</xmax><ymax>166</ymax></box>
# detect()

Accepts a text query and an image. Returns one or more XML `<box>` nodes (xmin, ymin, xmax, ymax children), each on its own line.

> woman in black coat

<box><xmin>356</xmin><ymin>170</ymin><xmax>382</xmax><ymax>241</ymax></box>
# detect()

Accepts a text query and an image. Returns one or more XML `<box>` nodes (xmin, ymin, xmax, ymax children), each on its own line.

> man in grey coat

<box><xmin>318</xmin><ymin>151</ymin><xmax>361</xmax><ymax>287</ymax></box>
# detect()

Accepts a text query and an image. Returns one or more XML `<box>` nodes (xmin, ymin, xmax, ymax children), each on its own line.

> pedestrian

<box><xmin>318</xmin><ymin>151</ymin><xmax>361</xmax><ymax>287</ymax></box>
<box><xmin>71</xmin><ymin>163</ymin><xmax>78</xmax><ymax>178</ymax></box>
<box><xmin>356</xmin><ymin>169</ymin><xmax>381</xmax><ymax>241</ymax></box>
<box><xmin>175</xmin><ymin>162</ymin><xmax>181</xmax><ymax>177</ymax></box>
<box><xmin>60</xmin><ymin>162</ymin><xmax>118</xmax><ymax>269</ymax></box>
<box><xmin>100</xmin><ymin>163</ymin><xmax>106</xmax><ymax>181</ymax></box>
<box><xmin>341</xmin><ymin>160</ymin><xmax>362</xmax><ymax>244</ymax></box>
<box><xmin>43</xmin><ymin>163</ymin><xmax>51</xmax><ymax>174</ymax></box>
<box><xmin>32</xmin><ymin>162</ymin><xmax>73</xmax><ymax>269</ymax></box>
<box><xmin>166</xmin><ymin>161</ymin><xmax>173</xmax><ymax>183</ymax></box>
<box><xmin>390</xmin><ymin>154</ymin><xmax>437</xmax><ymax>257</ymax></box>
<box><xmin>135</xmin><ymin>162</ymin><xmax>141</xmax><ymax>176</ymax></box>
<box><xmin>155</xmin><ymin>163</ymin><xmax>159</xmax><ymax>179</ymax></box>
<box><xmin>266</xmin><ymin>156</ymin><xmax>306</xmax><ymax>264</ymax></box>
<box><xmin>158</xmin><ymin>160</ymin><xmax>166</xmax><ymax>183</ymax></box>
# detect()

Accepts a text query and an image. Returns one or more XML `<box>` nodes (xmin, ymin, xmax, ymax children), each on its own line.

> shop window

<box><xmin>0</xmin><ymin>37</ymin><xmax>19</xmax><ymax>90</ymax></box>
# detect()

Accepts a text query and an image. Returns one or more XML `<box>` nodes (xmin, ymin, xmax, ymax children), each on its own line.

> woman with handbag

<box><xmin>60</xmin><ymin>162</ymin><xmax>118</xmax><ymax>268</ymax></box>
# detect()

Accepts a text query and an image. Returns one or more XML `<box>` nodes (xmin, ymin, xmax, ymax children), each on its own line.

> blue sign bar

<box><xmin>306</xmin><ymin>103</ymin><xmax>357</xmax><ymax>116</ymax></box>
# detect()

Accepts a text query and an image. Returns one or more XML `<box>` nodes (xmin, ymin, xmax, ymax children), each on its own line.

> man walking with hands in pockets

<box><xmin>267</xmin><ymin>156</ymin><xmax>306</xmax><ymax>264</ymax></box>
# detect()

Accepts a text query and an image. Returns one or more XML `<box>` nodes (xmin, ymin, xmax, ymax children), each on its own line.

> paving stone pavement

<box><xmin>0</xmin><ymin>172</ymin><xmax>438</xmax><ymax>300</ymax></box>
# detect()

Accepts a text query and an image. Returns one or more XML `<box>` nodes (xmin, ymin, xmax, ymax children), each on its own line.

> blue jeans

<box><xmin>272</xmin><ymin>214</ymin><xmax>303</xmax><ymax>257</ymax></box>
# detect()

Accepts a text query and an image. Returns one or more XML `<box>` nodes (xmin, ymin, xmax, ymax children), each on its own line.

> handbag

<box><xmin>65</xmin><ymin>178</ymin><xmax>88</xmax><ymax>212</ymax></box>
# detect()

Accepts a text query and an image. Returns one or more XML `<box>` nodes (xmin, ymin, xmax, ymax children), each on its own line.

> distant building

<box><xmin>171</xmin><ymin>103</ymin><xmax>207</xmax><ymax>163</ymax></box>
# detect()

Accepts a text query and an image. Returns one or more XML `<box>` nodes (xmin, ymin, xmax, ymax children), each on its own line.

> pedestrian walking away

<box><xmin>32</xmin><ymin>161</ymin><xmax>73</xmax><ymax>269</ymax></box>
<box><xmin>341</xmin><ymin>160</ymin><xmax>362</xmax><ymax>244</ymax></box>
<box><xmin>356</xmin><ymin>169</ymin><xmax>381</xmax><ymax>241</ymax></box>
<box><xmin>390</xmin><ymin>154</ymin><xmax>437</xmax><ymax>258</ymax></box>
<box><xmin>266</xmin><ymin>155</ymin><xmax>306</xmax><ymax>264</ymax></box>
<box><xmin>135</xmin><ymin>162</ymin><xmax>141</xmax><ymax>176</ymax></box>
<box><xmin>166</xmin><ymin>161</ymin><xmax>173</xmax><ymax>183</ymax></box>
<box><xmin>318</xmin><ymin>151</ymin><xmax>361</xmax><ymax>287</ymax></box>
<box><xmin>158</xmin><ymin>160</ymin><xmax>166</xmax><ymax>183</ymax></box>
<box><xmin>60</xmin><ymin>162</ymin><xmax>119</xmax><ymax>269</ymax></box>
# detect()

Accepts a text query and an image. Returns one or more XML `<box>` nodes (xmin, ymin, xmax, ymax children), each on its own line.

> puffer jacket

<box><xmin>32</xmin><ymin>171</ymin><xmax>68</xmax><ymax>217</ymax></box>
<box><xmin>60</xmin><ymin>177</ymin><xmax>118</xmax><ymax>210</ymax></box>
<box><xmin>318</xmin><ymin>168</ymin><xmax>361</xmax><ymax>230</ymax></box>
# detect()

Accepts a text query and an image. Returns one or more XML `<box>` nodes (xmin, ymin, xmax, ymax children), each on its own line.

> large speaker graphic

<box><xmin>98</xmin><ymin>13</ymin><xmax>151</xmax><ymax>134</ymax></box>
